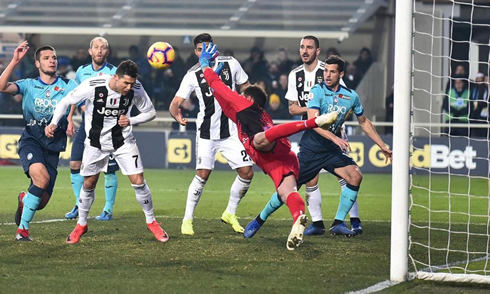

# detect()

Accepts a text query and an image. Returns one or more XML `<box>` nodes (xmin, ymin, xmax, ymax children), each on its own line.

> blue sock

<box><xmin>20</xmin><ymin>185</ymin><xmax>44</xmax><ymax>230</ymax></box>
<box><xmin>104</xmin><ymin>172</ymin><xmax>118</xmax><ymax>214</ymax></box>
<box><xmin>260</xmin><ymin>192</ymin><xmax>283</xmax><ymax>221</ymax></box>
<box><xmin>335</xmin><ymin>184</ymin><xmax>359</xmax><ymax>221</ymax></box>
<box><xmin>70</xmin><ymin>169</ymin><xmax>83</xmax><ymax>206</ymax></box>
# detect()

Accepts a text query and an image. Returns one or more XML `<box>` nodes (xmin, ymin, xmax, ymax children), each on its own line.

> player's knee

<box><xmin>196</xmin><ymin>169</ymin><xmax>211</xmax><ymax>181</ymax></box>
<box><xmin>237</xmin><ymin>166</ymin><xmax>254</xmax><ymax>180</ymax></box>
<box><xmin>70</xmin><ymin>161</ymin><xmax>82</xmax><ymax>170</ymax></box>
<box><xmin>349</xmin><ymin>172</ymin><xmax>363</xmax><ymax>186</ymax></box>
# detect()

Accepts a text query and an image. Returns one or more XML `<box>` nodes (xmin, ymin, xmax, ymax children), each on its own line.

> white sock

<box><xmin>338</xmin><ymin>178</ymin><xmax>360</xmax><ymax>218</ymax></box>
<box><xmin>184</xmin><ymin>175</ymin><xmax>206</xmax><ymax>220</ymax></box>
<box><xmin>78</xmin><ymin>187</ymin><xmax>95</xmax><ymax>226</ymax></box>
<box><xmin>305</xmin><ymin>184</ymin><xmax>323</xmax><ymax>222</ymax></box>
<box><xmin>349</xmin><ymin>201</ymin><xmax>360</xmax><ymax>218</ymax></box>
<box><xmin>226</xmin><ymin>175</ymin><xmax>251</xmax><ymax>214</ymax></box>
<box><xmin>132</xmin><ymin>181</ymin><xmax>155</xmax><ymax>224</ymax></box>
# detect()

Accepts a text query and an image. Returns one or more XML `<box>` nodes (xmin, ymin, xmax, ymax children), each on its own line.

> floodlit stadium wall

<box><xmin>1</xmin><ymin>127</ymin><xmax>489</xmax><ymax>176</ymax></box>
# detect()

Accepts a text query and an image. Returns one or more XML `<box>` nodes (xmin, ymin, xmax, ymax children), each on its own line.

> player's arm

<box><xmin>357</xmin><ymin>115</ymin><xmax>392</xmax><ymax>163</ymax></box>
<box><xmin>169</xmin><ymin>96</ymin><xmax>188</xmax><ymax>126</ymax></box>
<box><xmin>66</xmin><ymin>105</ymin><xmax>78</xmax><ymax>137</ymax></box>
<box><xmin>0</xmin><ymin>41</ymin><xmax>30</xmax><ymax>95</ymax></box>
<box><xmin>45</xmin><ymin>84</ymin><xmax>89</xmax><ymax>138</ymax></box>
<box><xmin>285</xmin><ymin>71</ymin><xmax>307</xmax><ymax>116</ymax></box>
<box><xmin>288</xmin><ymin>100</ymin><xmax>307</xmax><ymax>116</ymax></box>
<box><xmin>238</xmin><ymin>81</ymin><xmax>251</xmax><ymax>93</ymax></box>
<box><xmin>307</xmin><ymin>108</ymin><xmax>350</xmax><ymax>152</ymax></box>
<box><xmin>119</xmin><ymin>82</ymin><xmax>156</xmax><ymax>127</ymax></box>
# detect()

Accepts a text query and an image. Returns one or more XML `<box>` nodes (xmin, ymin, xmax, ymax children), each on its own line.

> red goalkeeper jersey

<box><xmin>204</xmin><ymin>68</ymin><xmax>299</xmax><ymax>188</ymax></box>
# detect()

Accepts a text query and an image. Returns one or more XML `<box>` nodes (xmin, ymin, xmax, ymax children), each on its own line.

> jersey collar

<box><xmin>92</xmin><ymin>62</ymin><xmax>108</xmax><ymax>72</ymax></box>
<box><xmin>37</xmin><ymin>76</ymin><xmax>59</xmax><ymax>85</ymax></box>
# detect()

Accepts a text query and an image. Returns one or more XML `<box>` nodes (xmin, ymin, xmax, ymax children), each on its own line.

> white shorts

<box><xmin>81</xmin><ymin>142</ymin><xmax>144</xmax><ymax>176</ymax></box>
<box><xmin>196</xmin><ymin>134</ymin><xmax>253</xmax><ymax>170</ymax></box>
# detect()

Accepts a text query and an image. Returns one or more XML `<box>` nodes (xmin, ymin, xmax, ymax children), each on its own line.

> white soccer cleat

<box><xmin>286</xmin><ymin>214</ymin><xmax>308</xmax><ymax>251</ymax></box>
<box><xmin>315</xmin><ymin>111</ymin><xmax>338</xmax><ymax>130</ymax></box>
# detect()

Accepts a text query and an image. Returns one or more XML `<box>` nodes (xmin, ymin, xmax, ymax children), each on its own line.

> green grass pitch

<box><xmin>0</xmin><ymin>167</ymin><xmax>489</xmax><ymax>293</ymax></box>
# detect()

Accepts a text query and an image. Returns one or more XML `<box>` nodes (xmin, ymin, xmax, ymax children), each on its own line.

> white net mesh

<box><xmin>409</xmin><ymin>0</ymin><xmax>490</xmax><ymax>283</ymax></box>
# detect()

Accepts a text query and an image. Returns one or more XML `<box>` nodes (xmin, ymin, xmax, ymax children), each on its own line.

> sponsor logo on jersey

<box><xmin>328</xmin><ymin>104</ymin><xmax>347</xmax><ymax>114</ymax></box>
<box><xmin>338</xmin><ymin>94</ymin><xmax>350</xmax><ymax>100</ymax></box>
<box><xmin>97</xmin><ymin>107</ymin><xmax>126</xmax><ymax>117</ymax></box>
<box><xmin>54</xmin><ymin>86</ymin><xmax>64</xmax><ymax>91</ymax></box>
<box><xmin>34</xmin><ymin>98</ymin><xmax>57</xmax><ymax>114</ymax></box>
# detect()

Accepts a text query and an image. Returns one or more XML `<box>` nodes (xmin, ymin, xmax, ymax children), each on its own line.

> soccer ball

<box><xmin>147</xmin><ymin>42</ymin><xmax>175</xmax><ymax>70</ymax></box>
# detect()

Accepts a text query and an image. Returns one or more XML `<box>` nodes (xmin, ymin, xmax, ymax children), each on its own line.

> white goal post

<box><xmin>391</xmin><ymin>0</ymin><xmax>490</xmax><ymax>284</ymax></box>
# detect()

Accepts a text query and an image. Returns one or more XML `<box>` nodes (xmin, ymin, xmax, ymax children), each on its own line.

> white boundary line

<box><xmin>346</xmin><ymin>280</ymin><xmax>401</xmax><ymax>294</ymax></box>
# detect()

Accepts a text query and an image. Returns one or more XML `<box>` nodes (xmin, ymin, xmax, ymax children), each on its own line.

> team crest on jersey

<box><xmin>45</xmin><ymin>90</ymin><xmax>51</xmax><ymax>98</ymax></box>
<box><xmin>334</xmin><ymin>97</ymin><xmax>338</xmax><ymax>103</ymax></box>
<box><xmin>123</xmin><ymin>98</ymin><xmax>130</xmax><ymax>106</ymax></box>
<box><xmin>221</xmin><ymin>68</ymin><xmax>230</xmax><ymax>81</ymax></box>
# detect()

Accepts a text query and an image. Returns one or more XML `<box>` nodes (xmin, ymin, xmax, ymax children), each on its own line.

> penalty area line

<box><xmin>346</xmin><ymin>280</ymin><xmax>401</xmax><ymax>294</ymax></box>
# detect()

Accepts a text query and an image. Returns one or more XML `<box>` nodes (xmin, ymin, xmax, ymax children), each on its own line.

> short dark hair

<box><xmin>302</xmin><ymin>35</ymin><xmax>320</xmax><ymax>49</ymax></box>
<box><xmin>116</xmin><ymin>60</ymin><xmax>138</xmax><ymax>78</ymax></box>
<box><xmin>35</xmin><ymin>45</ymin><xmax>55</xmax><ymax>61</ymax></box>
<box><xmin>325</xmin><ymin>55</ymin><xmax>345</xmax><ymax>73</ymax></box>
<box><xmin>193</xmin><ymin>33</ymin><xmax>213</xmax><ymax>47</ymax></box>
<box><xmin>243</xmin><ymin>85</ymin><xmax>268</xmax><ymax>108</ymax></box>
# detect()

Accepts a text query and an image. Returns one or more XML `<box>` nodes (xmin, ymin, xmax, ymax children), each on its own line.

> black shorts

<box><xmin>297</xmin><ymin>147</ymin><xmax>357</xmax><ymax>186</ymax></box>
<box><xmin>18</xmin><ymin>138</ymin><xmax>59</xmax><ymax>195</ymax></box>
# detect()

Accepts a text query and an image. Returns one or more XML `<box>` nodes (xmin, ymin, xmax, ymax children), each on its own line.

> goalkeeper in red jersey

<box><xmin>198</xmin><ymin>42</ymin><xmax>337</xmax><ymax>250</ymax></box>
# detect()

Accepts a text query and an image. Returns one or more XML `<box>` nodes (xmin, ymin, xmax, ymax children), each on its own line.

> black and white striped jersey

<box><xmin>285</xmin><ymin>60</ymin><xmax>345</xmax><ymax>120</ymax></box>
<box><xmin>175</xmin><ymin>56</ymin><xmax>248</xmax><ymax>140</ymax></box>
<box><xmin>58</xmin><ymin>75</ymin><xmax>155</xmax><ymax>151</ymax></box>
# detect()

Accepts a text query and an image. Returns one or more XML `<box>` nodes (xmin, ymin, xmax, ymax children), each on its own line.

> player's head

<box><xmin>89</xmin><ymin>37</ymin><xmax>110</xmax><ymax>66</ymax></box>
<box><xmin>324</xmin><ymin>55</ymin><xmax>345</xmax><ymax>88</ymax></box>
<box><xmin>34</xmin><ymin>45</ymin><xmax>57</xmax><ymax>76</ymax></box>
<box><xmin>300</xmin><ymin>35</ymin><xmax>320</xmax><ymax>66</ymax></box>
<box><xmin>194</xmin><ymin>33</ymin><xmax>213</xmax><ymax>58</ymax></box>
<box><xmin>243</xmin><ymin>85</ymin><xmax>268</xmax><ymax>108</ymax></box>
<box><xmin>114</xmin><ymin>60</ymin><xmax>138</xmax><ymax>95</ymax></box>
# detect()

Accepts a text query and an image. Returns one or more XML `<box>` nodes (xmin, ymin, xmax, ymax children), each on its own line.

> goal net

<box><xmin>406</xmin><ymin>0</ymin><xmax>490</xmax><ymax>283</ymax></box>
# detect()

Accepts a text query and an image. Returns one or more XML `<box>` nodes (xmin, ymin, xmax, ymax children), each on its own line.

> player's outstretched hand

<box><xmin>13</xmin><ymin>41</ymin><xmax>29</xmax><ymax>63</ymax></box>
<box><xmin>199</xmin><ymin>42</ymin><xmax>219</xmax><ymax>68</ymax></box>
<box><xmin>45</xmin><ymin>124</ymin><xmax>57</xmax><ymax>138</ymax></box>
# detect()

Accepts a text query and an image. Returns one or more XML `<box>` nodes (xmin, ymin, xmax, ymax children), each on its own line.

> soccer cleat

<box><xmin>95</xmin><ymin>211</ymin><xmax>113</xmax><ymax>221</ymax></box>
<box><xmin>244</xmin><ymin>218</ymin><xmax>263</xmax><ymax>238</ymax></box>
<box><xmin>286</xmin><ymin>214</ymin><xmax>308</xmax><ymax>251</ymax></box>
<box><xmin>181</xmin><ymin>219</ymin><xmax>195</xmax><ymax>235</ymax></box>
<box><xmin>350</xmin><ymin>218</ymin><xmax>363</xmax><ymax>235</ymax></box>
<box><xmin>66</xmin><ymin>224</ymin><xmax>88</xmax><ymax>244</ymax></box>
<box><xmin>330</xmin><ymin>222</ymin><xmax>356</xmax><ymax>237</ymax></box>
<box><xmin>304</xmin><ymin>224</ymin><xmax>326</xmax><ymax>236</ymax></box>
<box><xmin>147</xmin><ymin>221</ymin><xmax>169</xmax><ymax>243</ymax></box>
<box><xmin>15</xmin><ymin>228</ymin><xmax>32</xmax><ymax>241</ymax></box>
<box><xmin>221</xmin><ymin>211</ymin><xmax>244</xmax><ymax>234</ymax></box>
<box><xmin>65</xmin><ymin>205</ymin><xmax>79</xmax><ymax>220</ymax></box>
<box><xmin>315</xmin><ymin>111</ymin><xmax>338</xmax><ymax>130</ymax></box>
<box><xmin>15</xmin><ymin>191</ymin><xmax>27</xmax><ymax>226</ymax></box>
